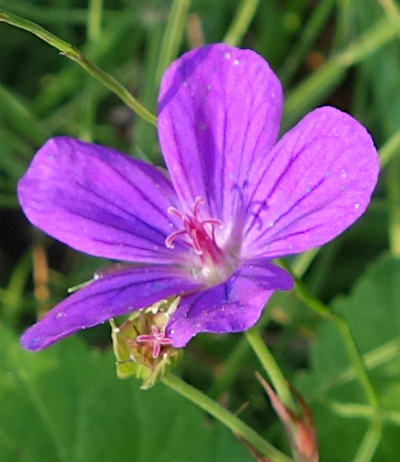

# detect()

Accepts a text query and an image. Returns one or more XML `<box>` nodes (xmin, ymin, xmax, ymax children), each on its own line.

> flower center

<box><xmin>165</xmin><ymin>197</ymin><xmax>223</xmax><ymax>260</ymax></box>
<box><xmin>165</xmin><ymin>197</ymin><xmax>235</xmax><ymax>284</ymax></box>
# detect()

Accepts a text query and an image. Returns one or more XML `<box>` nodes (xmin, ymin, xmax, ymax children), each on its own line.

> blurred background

<box><xmin>0</xmin><ymin>1</ymin><xmax>400</xmax><ymax>461</ymax></box>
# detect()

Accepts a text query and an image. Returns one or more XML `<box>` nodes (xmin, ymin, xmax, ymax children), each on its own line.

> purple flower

<box><xmin>18</xmin><ymin>44</ymin><xmax>378</xmax><ymax>352</ymax></box>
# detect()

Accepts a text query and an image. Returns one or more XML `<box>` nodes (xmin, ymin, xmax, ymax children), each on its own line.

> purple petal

<box><xmin>18</xmin><ymin>137</ymin><xmax>187</xmax><ymax>264</ymax></box>
<box><xmin>166</xmin><ymin>259</ymin><xmax>292</xmax><ymax>347</ymax></box>
<box><xmin>158</xmin><ymin>43</ymin><xmax>282</xmax><ymax>229</ymax></box>
<box><xmin>20</xmin><ymin>264</ymin><xmax>200</xmax><ymax>351</ymax></box>
<box><xmin>242</xmin><ymin>107</ymin><xmax>379</xmax><ymax>258</ymax></box>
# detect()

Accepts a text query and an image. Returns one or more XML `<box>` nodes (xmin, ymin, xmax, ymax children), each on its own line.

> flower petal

<box><xmin>18</xmin><ymin>136</ymin><xmax>186</xmax><ymax>263</ymax></box>
<box><xmin>242</xmin><ymin>107</ymin><xmax>379</xmax><ymax>258</ymax></box>
<box><xmin>166</xmin><ymin>260</ymin><xmax>292</xmax><ymax>347</ymax></box>
<box><xmin>158</xmin><ymin>43</ymin><xmax>282</xmax><ymax>229</ymax></box>
<box><xmin>20</xmin><ymin>265</ymin><xmax>200</xmax><ymax>351</ymax></box>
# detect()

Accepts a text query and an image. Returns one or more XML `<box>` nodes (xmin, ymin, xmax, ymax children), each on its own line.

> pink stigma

<box><xmin>165</xmin><ymin>197</ymin><xmax>223</xmax><ymax>260</ymax></box>
<box><xmin>136</xmin><ymin>325</ymin><xmax>172</xmax><ymax>359</ymax></box>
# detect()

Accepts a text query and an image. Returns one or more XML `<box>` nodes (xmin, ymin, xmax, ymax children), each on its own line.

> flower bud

<box><xmin>256</xmin><ymin>372</ymin><xmax>318</xmax><ymax>462</ymax></box>
<box><xmin>110</xmin><ymin>297</ymin><xmax>181</xmax><ymax>389</ymax></box>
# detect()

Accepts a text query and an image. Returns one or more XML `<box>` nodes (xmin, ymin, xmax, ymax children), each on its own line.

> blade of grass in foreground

<box><xmin>0</xmin><ymin>9</ymin><xmax>157</xmax><ymax>126</ymax></box>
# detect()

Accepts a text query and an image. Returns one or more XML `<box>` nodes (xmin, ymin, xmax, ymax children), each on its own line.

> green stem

<box><xmin>155</xmin><ymin>0</ymin><xmax>190</xmax><ymax>84</ymax></box>
<box><xmin>245</xmin><ymin>328</ymin><xmax>296</xmax><ymax>411</ymax></box>
<box><xmin>223</xmin><ymin>0</ymin><xmax>260</xmax><ymax>46</ymax></box>
<box><xmin>335</xmin><ymin>316</ymin><xmax>379</xmax><ymax>409</ymax></box>
<box><xmin>328</xmin><ymin>401</ymin><xmax>400</xmax><ymax>426</ymax></box>
<box><xmin>353</xmin><ymin>420</ymin><xmax>382</xmax><ymax>462</ymax></box>
<box><xmin>162</xmin><ymin>373</ymin><xmax>293</xmax><ymax>462</ymax></box>
<box><xmin>87</xmin><ymin>0</ymin><xmax>102</xmax><ymax>41</ymax></box>
<box><xmin>0</xmin><ymin>9</ymin><xmax>156</xmax><ymax>126</ymax></box>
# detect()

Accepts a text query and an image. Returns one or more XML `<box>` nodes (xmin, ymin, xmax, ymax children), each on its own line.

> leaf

<box><xmin>297</xmin><ymin>256</ymin><xmax>400</xmax><ymax>461</ymax></box>
<box><xmin>0</xmin><ymin>324</ymin><xmax>253</xmax><ymax>462</ymax></box>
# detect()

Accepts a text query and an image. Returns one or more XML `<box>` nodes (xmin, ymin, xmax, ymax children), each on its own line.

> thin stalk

<box><xmin>245</xmin><ymin>328</ymin><xmax>296</xmax><ymax>411</ymax></box>
<box><xmin>223</xmin><ymin>0</ymin><xmax>260</xmax><ymax>46</ymax></box>
<box><xmin>87</xmin><ymin>0</ymin><xmax>102</xmax><ymax>40</ymax></box>
<box><xmin>155</xmin><ymin>0</ymin><xmax>190</xmax><ymax>84</ymax></box>
<box><xmin>162</xmin><ymin>373</ymin><xmax>293</xmax><ymax>462</ymax></box>
<box><xmin>335</xmin><ymin>316</ymin><xmax>379</xmax><ymax>409</ymax></box>
<box><xmin>283</xmin><ymin>16</ymin><xmax>400</xmax><ymax>129</ymax></box>
<box><xmin>353</xmin><ymin>420</ymin><xmax>382</xmax><ymax>462</ymax></box>
<box><xmin>0</xmin><ymin>9</ymin><xmax>156</xmax><ymax>126</ymax></box>
<box><xmin>328</xmin><ymin>401</ymin><xmax>400</xmax><ymax>426</ymax></box>
<box><xmin>379</xmin><ymin>0</ymin><xmax>400</xmax><ymax>23</ymax></box>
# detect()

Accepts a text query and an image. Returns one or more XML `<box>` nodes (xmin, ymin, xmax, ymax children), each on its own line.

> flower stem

<box><xmin>162</xmin><ymin>373</ymin><xmax>293</xmax><ymax>462</ymax></box>
<box><xmin>334</xmin><ymin>316</ymin><xmax>379</xmax><ymax>410</ymax></box>
<box><xmin>0</xmin><ymin>9</ymin><xmax>157</xmax><ymax>126</ymax></box>
<box><xmin>245</xmin><ymin>328</ymin><xmax>297</xmax><ymax>412</ymax></box>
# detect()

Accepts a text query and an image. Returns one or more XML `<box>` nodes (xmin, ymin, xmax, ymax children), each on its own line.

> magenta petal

<box><xmin>166</xmin><ymin>259</ymin><xmax>292</xmax><ymax>347</ymax></box>
<box><xmin>20</xmin><ymin>265</ymin><xmax>199</xmax><ymax>351</ymax></box>
<box><xmin>18</xmin><ymin>137</ymin><xmax>185</xmax><ymax>263</ymax></box>
<box><xmin>158</xmin><ymin>43</ymin><xmax>282</xmax><ymax>226</ymax></box>
<box><xmin>243</xmin><ymin>107</ymin><xmax>379</xmax><ymax>258</ymax></box>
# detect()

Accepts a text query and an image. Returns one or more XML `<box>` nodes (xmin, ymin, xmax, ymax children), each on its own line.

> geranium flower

<box><xmin>19</xmin><ymin>44</ymin><xmax>378</xmax><ymax>352</ymax></box>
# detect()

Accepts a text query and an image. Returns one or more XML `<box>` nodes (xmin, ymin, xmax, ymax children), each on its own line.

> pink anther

<box><xmin>164</xmin><ymin>197</ymin><xmax>222</xmax><ymax>258</ymax></box>
<box><xmin>137</xmin><ymin>325</ymin><xmax>172</xmax><ymax>359</ymax></box>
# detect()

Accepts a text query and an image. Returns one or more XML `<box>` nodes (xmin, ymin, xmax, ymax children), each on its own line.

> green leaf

<box><xmin>0</xmin><ymin>325</ymin><xmax>252</xmax><ymax>462</ymax></box>
<box><xmin>297</xmin><ymin>256</ymin><xmax>400</xmax><ymax>461</ymax></box>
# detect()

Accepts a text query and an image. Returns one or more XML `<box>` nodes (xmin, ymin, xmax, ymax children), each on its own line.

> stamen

<box><xmin>165</xmin><ymin>229</ymin><xmax>188</xmax><ymax>249</ymax></box>
<box><xmin>164</xmin><ymin>197</ymin><xmax>223</xmax><ymax>261</ymax></box>
<box><xmin>137</xmin><ymin>324</ymin><xmax>172</xmax><ymax>359</ymax></box>
<box><xmin>193</xmin><ymin>196</ymin><xmax>205</xmax><ymax>216</ymax></box>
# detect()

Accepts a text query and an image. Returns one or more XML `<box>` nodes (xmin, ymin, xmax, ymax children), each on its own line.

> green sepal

<box><xmin>110</xmin><ymin>298</ymin><xmax>182</xmax><ymax>389</ymax></box>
